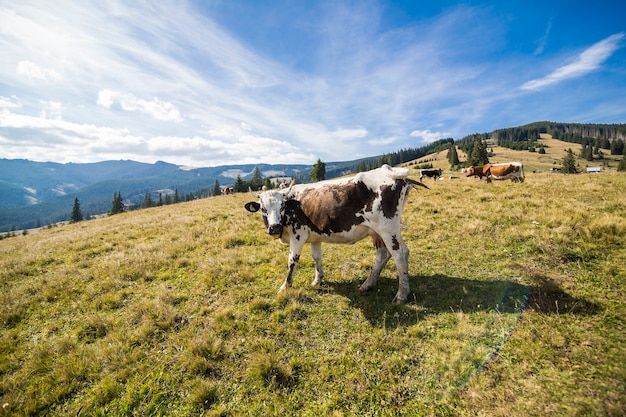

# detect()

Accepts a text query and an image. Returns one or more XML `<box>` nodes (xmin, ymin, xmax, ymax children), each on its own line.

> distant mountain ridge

<box><xmin>0</xmin><ymin>159</ymin><xmax>311</xmax><ymax>232</ymax></box>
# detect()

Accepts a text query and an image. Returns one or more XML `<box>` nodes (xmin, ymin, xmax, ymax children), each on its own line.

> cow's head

<box><xmin>465</xmin><ymin>166</ymin><xmax>476</xmax><ymax>177</ymax></box>
<box><xmin>245</xmin><ymin>190</ymin><xmax>289</xmax><ymax>237</ymax></box>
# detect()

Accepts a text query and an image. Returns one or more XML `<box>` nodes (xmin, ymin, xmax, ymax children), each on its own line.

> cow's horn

<box><xmin>249</xmin><ymin>187</ymin><xmax>261</xmax><ymax>198</ymax></box>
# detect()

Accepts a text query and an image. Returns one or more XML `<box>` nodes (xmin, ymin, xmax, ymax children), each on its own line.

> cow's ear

<box><xmin>244</xmin><ymin>202</ymin><xmax>260</xmax><ymax>213</ymax></box>
<box><xmin>284</xmin><ymin>199</ymin><xmax>300</xmax><ymax>211</ymax></box>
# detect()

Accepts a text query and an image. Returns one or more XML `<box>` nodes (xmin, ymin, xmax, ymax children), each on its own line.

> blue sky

<box><xmin>1</xmin><ymin>0</ymin><xmax>624</xmax><ymax>167</ymax></box>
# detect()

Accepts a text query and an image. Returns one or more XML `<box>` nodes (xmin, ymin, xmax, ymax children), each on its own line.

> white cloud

<box><xmin>522</xmin><ymin>32</ymin><xmax>625</xmax><ymax>91</ymax></box>
<box><xmin>39</xmin><ymin>100</ymin><xmax>63</xmax><ymax>120</ymax></box>
<box><xmin>16</xmin><ymin>61</ymin><xmax>62</xmax><ymax>82</ymax></box>
<box><xmin>331</xmin><ymin>127</ymin><xmax>368</xmax><ymax>140</ymax></box>
<box><xmin>97</xmin><ymin>89</ymin><xmax>182</xmax><ymax>122</ymax></box>
<box><xmin>0</xmin><ymin>96</ymin><xmax>22</xmax><ymax>109</ymax></box>
<box><xmin>410</xmin><ymin>129</ymin><xmax>452</xmax><ymax>143</ymax></box>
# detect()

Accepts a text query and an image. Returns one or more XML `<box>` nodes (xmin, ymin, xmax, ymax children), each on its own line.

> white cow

<box><xmin>244</xmin><ymin>164</ymin><xmax>429</xmax><ymax>304</ymax></box>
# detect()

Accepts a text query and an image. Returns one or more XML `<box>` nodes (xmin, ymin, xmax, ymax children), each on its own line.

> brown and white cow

<box><xmin>466</xmin><ymin>162</ymin><xmax>524</xmax><ymax>183</ymax></box>
<box><xmin>244</xmin><ymin>164</ymin><xmax>429</xmax><ymax>304</ymax></box>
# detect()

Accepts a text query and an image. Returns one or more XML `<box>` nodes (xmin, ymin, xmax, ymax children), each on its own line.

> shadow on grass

<box><xmin>327</xmin><ymin>274</ymin><xmax>602</xmax><ymax>328</ymax></box>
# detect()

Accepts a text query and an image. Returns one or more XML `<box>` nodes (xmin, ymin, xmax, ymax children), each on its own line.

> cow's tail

<box><xmin>407</xmin><ymin>178</ymin><xmax>430</xmax><ymax>190</ymax></box>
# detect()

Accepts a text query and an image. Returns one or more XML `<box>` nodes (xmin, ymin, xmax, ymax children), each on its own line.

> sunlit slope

<box><xmin>1</xmin><ymin>171</ymin><xmax>625</xmax><ymax>416</ymax></box>
<box><xmin>408</xmin><ymin>134</ymin><xmax>620</xmax><ymax>173</ymax></box>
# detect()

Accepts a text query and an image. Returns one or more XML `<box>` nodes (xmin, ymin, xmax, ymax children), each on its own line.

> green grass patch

<box><xmin>1</xmin><ymin>172</ymin><xmax>625</xmax><ymax>416</ymax></box>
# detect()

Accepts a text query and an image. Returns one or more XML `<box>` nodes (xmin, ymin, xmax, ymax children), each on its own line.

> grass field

<box><xmin>413</xmin><ymin>134</ymin><xmax>623</xmax><ymax>173</ymax></box>
<box><xmin>1</xmin><ymin>154</ymin><xmax>625</xmax><ymax>415</ymax></box>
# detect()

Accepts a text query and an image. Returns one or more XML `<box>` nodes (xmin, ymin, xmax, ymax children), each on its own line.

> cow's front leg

<box><xmin>278</xmin><ymin>242</ymin><xmax>304</xmax><ymax>293</ymax></box>
<box><xmin>310</xmin><ymin>242</ymin><xmax>324</xmax><ymax>286</ymax></box>
<box><xmin>359</xmin><ymin>246</ymin><xmax>391</xmax><ymax>293</ymax></box>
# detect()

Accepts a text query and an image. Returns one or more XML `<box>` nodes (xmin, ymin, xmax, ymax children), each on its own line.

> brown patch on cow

<box><xmin>489</xmin><ymin>164</ymin><xmax>518</xmax><ymax>177</ymax></box>
<box><xmin>297</xmin><ymin>181</ymin><xmax>375</xmax><ymax>235</ymax></box>
<box><xmin>379</xmin><ymin>179</ymin><xmax>405</xmax><ymax>219</ymax></box>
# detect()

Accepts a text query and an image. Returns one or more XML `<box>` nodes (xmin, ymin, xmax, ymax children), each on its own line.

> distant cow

<box><xmin>244</xmin><ymin>164</ymin><xmax>429</xmax><ymax>304</ymax></box>
<box><xmin>466</xmin><ymin>162</ymin><xmax>525</xmax><ymax>183</ymax></box>
<box><xmin>420</xmin><ymin>168</ymin><xmax>443</xmax><ymax>181</ymax></box>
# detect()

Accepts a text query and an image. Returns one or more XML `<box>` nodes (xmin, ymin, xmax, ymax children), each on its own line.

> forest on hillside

<box><xmin>453</xmin><ymin>122</ymin><xmax>626</xmax><ymax>156</ymax></box>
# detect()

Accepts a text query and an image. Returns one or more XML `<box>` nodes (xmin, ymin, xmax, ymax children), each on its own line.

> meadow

<box><xmin>1</xmin><ymin>165</ymin><xmax>625</xmax><ymax>415</ymax></box>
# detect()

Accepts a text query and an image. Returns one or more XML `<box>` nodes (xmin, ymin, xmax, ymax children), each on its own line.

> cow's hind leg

<box><xmin>359</xmin><ymin>246</ymin><xmax>391</xmax><ymax>293</ymax></box>
<box><xmin>388</xmin><ymin>235</ymin><xmax>411</xmax><ymax>304</ymax></box>
<box><xmin>311</xmin><ymin>242</ymin><xmax>324</xmax><ymax>286</ymax></box>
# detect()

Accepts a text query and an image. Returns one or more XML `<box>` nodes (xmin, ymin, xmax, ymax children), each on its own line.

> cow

<box><xmin>244</xmin><ymin>164</ymin><xmax>429</xmax><ymax>304</ymax></box>
<box><xmin>465</xmin><ymin>162</ymin><xmax>524</xmax><ymax>183</ymax></box>
<box><xmin>419</xmin><ymin>168</ymin><xmax>443</xmax><ymax>181</ymax></box>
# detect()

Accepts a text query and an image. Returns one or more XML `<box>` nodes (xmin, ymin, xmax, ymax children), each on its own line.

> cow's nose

<box><xmin>268</xmin><ymin>224</ymin><xmax>283</xmax><ymax>236</ymax></box>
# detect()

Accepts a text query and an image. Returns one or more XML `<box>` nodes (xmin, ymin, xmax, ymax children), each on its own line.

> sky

<box><xmin>1</xmin><ymin>0</ymin><xmax>625</xmax><ymax>167</ymax></box>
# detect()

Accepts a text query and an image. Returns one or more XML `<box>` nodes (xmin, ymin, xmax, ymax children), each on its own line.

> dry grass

<box><xmin>1</xmin><ymin>164</ymin><xmax>625</xmax><ymax>416</ymax></box>
<box><xmin>410</xmin><ymin>134</ymin><xmax>622</xmax><ymax>173</ymax></box>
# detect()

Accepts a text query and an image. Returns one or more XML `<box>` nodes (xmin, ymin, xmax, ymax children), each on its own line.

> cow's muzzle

<box><xmin>268</xmin><ymin>224</ymin><xmax>283</xmax><ymax>236</ymax></box>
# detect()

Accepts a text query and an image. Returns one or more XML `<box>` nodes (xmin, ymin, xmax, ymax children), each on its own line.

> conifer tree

<box><xmin>141</xmin><ymin>192</ymin><xmax>153</xmax><ymax>208</ymax></box>
<box><xmin>173</xmin><ymin>188</ymin><xmax>180</xmax><ymax>203</ymax></box>
<box><xmin>446</xmin><ymin>144</ymin><xmax>460</xmax><ymax>166</ymax></box>
<box><xmin>249</xmin><ymin>166</ymin><xmax>264</xmax><ymax>191</ymax></box>
<box><xmin>311</xmin><ymin>159</ymin><xmax>326</xmax><ymax>181</ymax></box>
<box><xmin>212</xmin><ymin>180</ymin><xmax>221</xmax><ymax>196</ymax></box>
<box><xmin>468</xmin><ymin>138</ymin><xmax>490</xmax><ymax>166</ymax></box>
<box><xmin>233</xmin><ymin>175</ymin><xmax>246</xmax><ymax>193</ymax></box>
<box><xmin>70</xmin><ymin>197</ymin><xmax>83</xmax><ymax>223</ymax></box>
<box><xmin>562</xmin><ymin>149</ymin><xmax>578</xmax><ymax>173</ymax></box>
<box><xmin>109</xmin><ymin>192</ymin><xmax>125</xmax><ymax>215</ymax></box>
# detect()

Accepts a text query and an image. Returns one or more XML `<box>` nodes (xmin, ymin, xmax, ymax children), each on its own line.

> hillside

<box><xmin>1</xmin><ymin>170</ymin><xmax>625</xmax><ymax>415</ymax></box>
<box><xmin>410</xmin><ymin>134</ymin><xmax>622</xmax><ymax>173</ymax></box>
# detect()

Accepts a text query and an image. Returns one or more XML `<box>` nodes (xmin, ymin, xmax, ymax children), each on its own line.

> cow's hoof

<box><xmin>311</xmin><ymin>278</ymin><xmax>322</xmax><ymax>287</ymax></box>
<box><xmin>359</xmin><ymin>284</ymin><xmax>374</xmax><ymax>293</ymax></box>
<box><xmin>392</xmin><ymin>295</ymin><xmax>407</xmax><ymax>305</ymax></box>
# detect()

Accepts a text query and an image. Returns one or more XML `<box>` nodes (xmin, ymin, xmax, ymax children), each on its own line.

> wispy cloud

<box><xmin>534</xmin><ymin>18</ymin><xmax>553</xmax><ymax>55</ymax></box>
<box><xmin>97</xmin><ymin>90</ymin><xmax>182</xmax><ymax>122</ymax></box>
<box><xmin>410</xmin><ymin>129</ymin><xmax>453</xmax><ymax>143</ymax></box>
<box><xmin>522</xmin><ymin>32</ymin><xmax>625</xmax><ymax>91</ymax></box>
<box><xmin>16</xmin><ymin>61</ymin><xmax>62</xmax><ymax>82</ymax></box>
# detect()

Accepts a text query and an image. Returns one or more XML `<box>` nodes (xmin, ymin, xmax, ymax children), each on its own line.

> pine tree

<box><xmin>212</xmin><ymin>180</ymin><xmax>221</xmax><ymax>196</ymax></box>
<box><xmin>173</xmin><ymin>188</ymin><xmax>180</xmax><ymax>203</ymax></box>
<box><xmin>446</xmin><ymin>144</ymin><xmax>460</xmax><ymax>166</ymax></box>
<box><xmin>248</xmin><ymin>166</ymin><xmax>264</xmax><ymax>191</ymax></box>
<box><xmin>141</xmin><ymin>192</ymin><xmax>153</xmax><ymax>208</ymax></box>
<box><xmin>468</xmin><ymin>138</ymin><xmax>490</xmax><ymax>166</ymax></box>
<box><xmin>311</xmin><ymin>159</ymin><xmax>326</xmax><ymax>181</ymax></box>
<box><xmin>233</xmin><ymin>175</ymin><xmax>246</xmax><ymax>193</ymax></box>
<box><xmin>617</xmin><ymin>157</ymin><xmax>626</xmax><ymax>172</ymax></box>
<box><xmin>562</xmin><ymin>149</ymin><xmax>578</xmax><ymax>173</ymax></box>
<box><xmin>109</xmin><ymin>192</ymin><xmax>125</xmax><ymax>215</ymax></box>
<box><xmin>70</xmin><ymin>197</ymin><xmax>83</xmax><ymax>223</ymax></box>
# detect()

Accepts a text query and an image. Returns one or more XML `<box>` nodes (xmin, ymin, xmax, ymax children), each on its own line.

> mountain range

<box><xmin>0</xmin><ymin>159</ymin><xmax>316</xmax><ymax>232</ymax></box>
